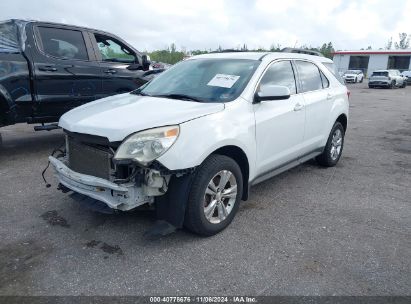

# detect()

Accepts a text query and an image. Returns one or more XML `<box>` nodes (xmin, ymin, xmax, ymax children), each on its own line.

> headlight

<box><xmin>114</xmin><ymin>126</ymin><xmax>179</xmax><ymax>165</ymax></box>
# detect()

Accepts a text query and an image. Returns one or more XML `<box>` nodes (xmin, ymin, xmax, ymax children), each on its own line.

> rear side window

<box><xmin>372</xmin><ymin>71</ymin><xmax>388</xmax><ymax>77</ymax></box>
<box><xmin>295</xmin><ymin>61</ymin><xmax>323</xmax><ymax>92</ymax></box>
<box><xmin>320</xmin><ymin>70</ymin><xmax>330</xmax><ymax>88</ymax></box>
<box><xmin>37</xmin><ymin>27</ymin><xmax>88</xmax><ymax>60</ymax></box>
<box><xmin>323</xmin><ymin>62</ymin><xmax>345</xmax><ymax>85</ymax></box>
<box><xmin>0</xmin><ymin>22</ymin><xmax>20</xmax><ymax>53</ymax></box>
<box><xmin>259</xmin><ymin>60</ymin><xmax>297</xmax><ymax>94</ymax></box>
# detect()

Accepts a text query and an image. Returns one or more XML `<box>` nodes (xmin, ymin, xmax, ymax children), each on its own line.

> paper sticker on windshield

<box><xmin>207</xmin><ymin>74</ymin><xmax>240</xmax><ymax>88</ymax></box>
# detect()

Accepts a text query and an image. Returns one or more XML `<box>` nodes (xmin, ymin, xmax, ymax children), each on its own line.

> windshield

<box><xmin>372</xmin><ymin>71</ymin><xmax>388</xmax><ymax>77</ymax></box>
<box><xmin>133</xmin><ymin>58</ymin><xmax>260</xmax><ymax>103</ymax></box>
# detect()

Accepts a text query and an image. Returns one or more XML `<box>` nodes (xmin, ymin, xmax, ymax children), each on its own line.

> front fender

<box><xmin>157</xmin><ymin>98</ymin><xmax>257</xmax><ymax>181</ymax></box>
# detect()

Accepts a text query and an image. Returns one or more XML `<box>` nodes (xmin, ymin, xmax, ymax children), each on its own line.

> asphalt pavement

<box><xmin>0</xmin><ymin>83</ymin><xmax>410</xmax><ymax>295</ymax></box>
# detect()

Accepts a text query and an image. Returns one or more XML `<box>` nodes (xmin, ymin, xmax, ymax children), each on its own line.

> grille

<box><xmin>67</xmin><ymin>137</ymin><xmax>112</xmax><ymax>180</ymax></box>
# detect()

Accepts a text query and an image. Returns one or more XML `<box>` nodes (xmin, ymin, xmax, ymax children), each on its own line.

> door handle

<box><xmin>327</xmin><ymin>93</ymin><xmax>333</xmax><ymax>100</ymax></box>
<box><xmin>104</xmin><ymin>69</ymin><xmax>117</xmax><ymax>74</ymax></box>
<box><xmin>294</xmin><ymin>103</ymin><xmax>304</xmax><ymax>111</ymax></box>
<box><xmin>38</xmin><ymin>65</ymin><xmax>57</xmax><ymax>72</ymax></box>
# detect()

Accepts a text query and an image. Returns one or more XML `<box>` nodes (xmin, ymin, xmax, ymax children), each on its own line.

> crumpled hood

<box><xmin>59</xmin><ymin>93</ymin><xmax>225</xmax><ymax>141</ymax></box>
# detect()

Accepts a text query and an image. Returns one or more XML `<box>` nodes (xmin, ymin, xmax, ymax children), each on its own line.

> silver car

<box><xmin>369</xmin><ymin>70</ymin><xmax>407</xmax><ymax>89</ymax></box>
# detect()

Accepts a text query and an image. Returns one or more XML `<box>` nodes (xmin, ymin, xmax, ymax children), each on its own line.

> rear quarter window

<box><xmin>372</xmin><ymin>72</ymin><xmax>388</xmax><ymax>77</ymax></box>
<box><xmin>323</xmin><ymin>62</ymin><xmax>345</xmax><ymax>85</ymax></box>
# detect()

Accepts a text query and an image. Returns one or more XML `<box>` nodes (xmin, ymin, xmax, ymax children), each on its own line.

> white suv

<box><xmin>342</xmin><ymin>70</ymin><xmax>364</xmax><ymax>83</ymax></box>
<box><xmin>369</xmin><ymin>69</ymin><xmax>407</xmax><ymax>88</ymax></box>
<box><xmin>50</xmin><ymin>52</ymin><xmax>349</xmax><ymax>236</ymax></box>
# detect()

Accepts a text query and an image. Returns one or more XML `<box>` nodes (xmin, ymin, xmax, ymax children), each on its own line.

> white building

<box><xmin>333</xmin><ymin>49</ymin><xmax>411</xmax><ymax>77</ymax></box>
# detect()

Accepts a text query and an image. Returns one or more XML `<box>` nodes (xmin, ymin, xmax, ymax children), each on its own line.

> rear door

<box><xmin>89</xmin><ymin>32</ymin><xmax>147</xmax><ymax>96</ymax></box>
<box><xmin>0</xmin><ymin>21</ymin><xmax>32</xmax><ymax>124</ymax></box>
<box><xmin>31</xmin><ymin>25</ymin><xmax>102</xmax><ymax>120</ymax></box>
<box><xmin>294</xmin><ymin>60</ymin><xmax>333</xmax><ymax>154</ymax></box>
<box><xmin>254</xmin><ymin>60</ymin><xmax>306</xmax><ymax>175</ymax></box>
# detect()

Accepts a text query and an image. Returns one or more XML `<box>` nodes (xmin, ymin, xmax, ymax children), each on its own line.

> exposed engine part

<box><xmin>143</xmin><ymin>169</ymin><xmax>170</xmax><ymax>196</ymax></box>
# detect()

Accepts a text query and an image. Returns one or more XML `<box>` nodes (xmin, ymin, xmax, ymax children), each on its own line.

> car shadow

<box><xmin>0</xmin><ymin>127</ymin><xmax>64</xmax><ymax>158</ymax></box>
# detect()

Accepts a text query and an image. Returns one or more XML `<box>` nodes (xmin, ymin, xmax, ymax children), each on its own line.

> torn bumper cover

<box><xmin>49</xmin><ymin>156</ymin><xmax>153</xmax><ymax>211</ymax></box>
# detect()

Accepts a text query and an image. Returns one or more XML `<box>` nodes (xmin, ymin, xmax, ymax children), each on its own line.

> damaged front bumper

<box><xmin>49</xmin><ymin>156</ymin><xmax>154</xmax><ymax>211</ymax></box>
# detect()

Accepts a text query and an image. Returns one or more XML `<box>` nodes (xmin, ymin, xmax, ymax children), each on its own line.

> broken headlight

<box><xmin>114</xmin><ymin>126</ymin><xmax>179</xmax><ymax>165</ymax></box>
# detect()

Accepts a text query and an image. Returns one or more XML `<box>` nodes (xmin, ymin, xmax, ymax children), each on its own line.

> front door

<box><xmin>91</xmin><ymin>33</ymin><xmax>147</xmax><ymax>96</ymax></box>
<box><xmin>32</xmin><ymin>25</ymin><xmax>101</xmax><ymax>120</ymax></box>
<box><xmin>254</xmin><ymin>60</ymin><xmax>305</xmax><ymax>175</ymax></box>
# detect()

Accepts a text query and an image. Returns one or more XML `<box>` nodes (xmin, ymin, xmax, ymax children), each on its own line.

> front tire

<box><xmin>184</xmin><ymin>155</ymin><xmax>243</xmax><ymax>236</ymax></box>
<box><xmin>316</xmin><ymin>122</ymin><xmax>345</xmax><ymax>167</ymax></box>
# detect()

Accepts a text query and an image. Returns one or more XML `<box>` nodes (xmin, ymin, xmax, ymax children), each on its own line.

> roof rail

<box><xmin>210</xmin><ymin>49</ymin><xmax>250</xmax><ymax>53</ymax></box>
<box><xmin>281</xmin><ymin>48</ymin><xmax>324</xmax><ymax>57</ymax></box>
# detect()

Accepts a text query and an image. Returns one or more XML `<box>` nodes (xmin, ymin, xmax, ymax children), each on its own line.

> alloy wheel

<box><xmin>203</xmin><ymin>170</ymin><xmax>238</xmax><ymax>224</ymax></box>
<box><xmin>330</xmin><ymin>129</ymin><xmax>343</xmax><ymax>161</ymax></box>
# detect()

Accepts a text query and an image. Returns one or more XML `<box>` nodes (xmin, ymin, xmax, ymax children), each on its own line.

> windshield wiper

<box><xmin>153</xmin><ymin>93</ymin><xmax>203</xmax><ymax>102</ymax></box>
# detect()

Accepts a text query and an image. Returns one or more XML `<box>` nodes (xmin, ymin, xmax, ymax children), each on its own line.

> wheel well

<box><xmin>212</xmin><ymin>145</ymin><xmax>250</xmax><ymax>201</ymax></box>
<box><xmin>336</xmin><ymin>114</ymin><xmax>347</xmax><ymax>132</ymax></box>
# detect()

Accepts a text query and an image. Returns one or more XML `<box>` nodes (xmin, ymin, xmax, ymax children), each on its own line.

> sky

<box><xmin>1</xmin><ymin>0</ymin><xmax>410</xmax><ymax>52</ymax></box>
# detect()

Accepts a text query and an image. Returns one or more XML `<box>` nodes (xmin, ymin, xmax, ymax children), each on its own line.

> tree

<box><xmin>385</xmin><ymin>37</ymin><xmax>393</xmax><ymax>50</ymax></box>
<box><xmin>319</xmin><ymin>42</ymin><xmax>334</xmax><ymax>59</ymax></box>
<box><xmin>394</xmin><ymin>33</ymin><xmax>410</xmax><ymax>49</ymax></box>
<box><xmin>269</xmin><ymin>43</ymin><xmax>282</xmax><ymax>51</ymax></box>
<box><xmin>149</xmin><ymin>43</ymin><xmax>185</xmax><ymax>64</ymax></box>
<box><xmin>240</xmin><ymin>43</ymin><xmax>248</xmax><ymax>51</ymax></box>
<box><xmin>170</xmin><ymin>43</ymin><xmax>177</xmax><ymax>53</ymax></box>
<box><xmin>191</xmin><ymin>49</ymin><xmax>209</xmax><ymax>55</ymax></box>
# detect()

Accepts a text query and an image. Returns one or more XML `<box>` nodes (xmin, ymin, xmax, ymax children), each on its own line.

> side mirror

<box><xmin>142</xmin><ymin>54</ymin><xmax>151</xmax><ymax>71</ymax></box>
<box><xmin>254</xmin><ymin>85</ymin><xmax>291</xmax><ymax>103</ymax></box>
<box><xmin>127</xmin><ymin>63</ymin><xmax>143</xmax><ymax>71</ymax></box>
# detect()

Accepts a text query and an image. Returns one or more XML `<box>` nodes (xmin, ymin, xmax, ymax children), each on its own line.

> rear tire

<box><xmin>360</xmin><ymin>77</ymin><xmax>363</xmax><ymax>83</ymax></box>
<box><xmin>184</xmin><ymin>155</ymin><xmax>243</xmax><ymax>236</ymax></box>
<box><xmin>316</xmin><ymin>122</ymin><xmax>345</xmax><ymax>167</ymax></box>
<box><xmin>390</xmin><ymin>81</ymin><xmax>395</xmax><ymax>89</ymax></box>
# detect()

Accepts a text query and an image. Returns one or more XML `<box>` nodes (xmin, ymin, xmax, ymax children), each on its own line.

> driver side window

<box><xmin>94</xmin><ymin>34</ymin><xmax>135</xmax><ymax>63</ymax></box>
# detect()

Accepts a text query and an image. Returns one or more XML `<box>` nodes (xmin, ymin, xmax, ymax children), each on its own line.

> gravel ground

<box><xmin>0</xmin><ymin>83</ymin><xmax>410</xmax><ymax>296</ymax></box>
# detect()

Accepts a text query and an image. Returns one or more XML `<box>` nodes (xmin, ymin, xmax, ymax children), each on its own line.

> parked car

<box><xmin>400</xmin><ymin>70</ymin><xmax>411</xmax><ymax>85</ymax></box>
<box><xmin>49</xmin><ymin>52</ymin><xmax>349</xmax><ymax>236</ymax></box>
<box><xmin>0</xmin><ymin>19</ymin><xmax>153</xmax><ymax>129</ymax></box>
<box><xmin>342</xmin><ymin>70</ymin><xmax>364</xmax><ymax>83</ymax></box>
<box><xmin>369</xmin><ymin>69</ymin><xmax>407</xmax><ymax>89</ymax></box>
<box><xmin>151</xmin><ymin>61</ymin><xmax>172</xmax><ymax>70</ymax></box>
